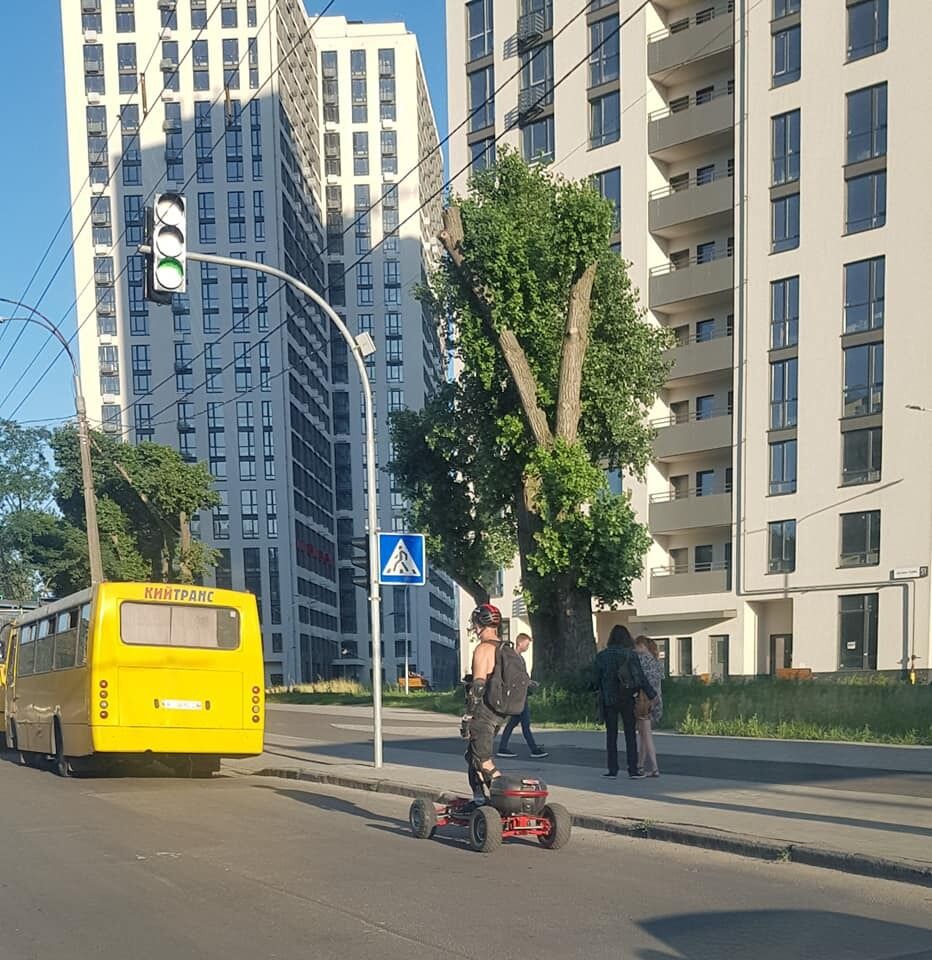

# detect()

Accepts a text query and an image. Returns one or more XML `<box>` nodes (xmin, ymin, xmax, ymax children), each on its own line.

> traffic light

<box><xmin>145</xmin><ymin>192</ymin><xmax>187</xmax><ymax>303</ymax></box>
<box><xmin>350</xmin><ymin>535</ymin><xmax>370</xmax><ymax>590</ymax></box>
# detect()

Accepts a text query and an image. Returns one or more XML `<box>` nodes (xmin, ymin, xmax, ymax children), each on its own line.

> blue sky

<box><xmin>0</xmin><ymin>1</ymin><xmax>447</xmax><ymax>426</ymax></box>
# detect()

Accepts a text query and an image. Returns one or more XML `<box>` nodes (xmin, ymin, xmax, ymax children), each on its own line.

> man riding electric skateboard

<box><xmin>461</xmin><ymin>603</ymin><xmax>506</xmax><ymax>804</ymax></box>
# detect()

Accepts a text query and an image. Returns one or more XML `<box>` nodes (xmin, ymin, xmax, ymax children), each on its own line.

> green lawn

<box><xmin>270</xmin><ymin>678</ymin><xmax>932</xmax><ymax>745</ymax></box>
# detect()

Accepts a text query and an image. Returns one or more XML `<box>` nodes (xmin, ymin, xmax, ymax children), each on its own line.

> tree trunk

<box><xmin>178</xmin><ymin>511</ymin><xmax>192</xmax><ymax>584</ymax></box>
<box><xmin>515</xmin><ymin>480</ymin><xmax>596</xmax><ymax>680</ymax></box>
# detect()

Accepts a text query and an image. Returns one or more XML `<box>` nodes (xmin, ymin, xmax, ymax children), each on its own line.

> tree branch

<box><xmin>555</xmin><ymin>263</ymin><xmax>597</xmax><ymax>444</ymax></box>
<box><xmin>439</xmin><ymin>207</ymin><xmax>553</xmax><ymax>448</ymax></box>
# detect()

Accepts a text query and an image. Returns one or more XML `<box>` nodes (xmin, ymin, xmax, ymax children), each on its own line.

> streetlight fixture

<box><xmin>0</xmin><ymin>298</ymin><xmax>104</xmax><ymax>586</ymax></box>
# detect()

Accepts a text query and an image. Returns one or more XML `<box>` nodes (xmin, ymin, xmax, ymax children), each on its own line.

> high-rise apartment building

<box><xmin>60</xmin><ymin>1</ymin><xmax>457</xmax><ymax>687</ymax></box>
<box><xmin>448</xmin><ymin>0</ymin><xmax>932</xmax><ymax>679</ymax></box>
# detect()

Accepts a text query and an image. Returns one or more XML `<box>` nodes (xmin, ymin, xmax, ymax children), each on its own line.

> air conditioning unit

<box><xmin>99</xmin><ymin>361</ymin><xmax>119</xmax><ymax>375</ymax></box>
<box><xmin>87</xmin><ymin>119</ymin><xmax>106</xmax><ymax>135</ymax></box>
<box><xmin>160</xmin><ymin>58</ymin><xmax>177</xmax><ymax>71</ymax></box>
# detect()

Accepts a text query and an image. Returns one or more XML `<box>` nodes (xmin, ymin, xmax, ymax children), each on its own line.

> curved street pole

<box><xmin>0</xmin><ymin>297</ymin><xmax>104</xmax><ymax>587</ymax></box>
<box><xmin>148</xmin><ymin>250</ymin><xmax>385</xmax><ymax>768</ymax></box>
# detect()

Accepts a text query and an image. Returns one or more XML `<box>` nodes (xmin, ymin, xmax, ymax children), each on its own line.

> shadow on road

<box><xmin>635</xmin><ymin>910</ymin><xmax>932</xmax><ymax>960</ymax></box>
<box><xmin>256</xmin><ymin>784</ymin><xmax>407</xmax><ymax>828</ymax></box>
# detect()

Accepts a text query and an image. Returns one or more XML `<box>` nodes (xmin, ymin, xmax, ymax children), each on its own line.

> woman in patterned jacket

<box><xmin>635</xmin><ymin>636</ymin><xmax>663</xmax><ymax>777</ymax></box>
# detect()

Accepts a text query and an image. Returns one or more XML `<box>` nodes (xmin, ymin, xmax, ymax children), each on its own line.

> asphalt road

<box><xmin>1</xmin><ymin>754</ymin><xmax>930</xmax><ymax>960</ymax></box>
<box><xmin>265</xmin><ymin>707</ymin><xmax>932</xmax><ymax>798</ymax></box>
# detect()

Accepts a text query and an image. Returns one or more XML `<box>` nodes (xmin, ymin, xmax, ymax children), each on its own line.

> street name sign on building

<box><xmin>890</xmin><ymin>566</ymin><xmax>929</xmax><ymax>581</ymax></box>
<box><xmin>378</xmin><ymin>533</ymin><xmax>427</xmax><ymax>586</ymax></box>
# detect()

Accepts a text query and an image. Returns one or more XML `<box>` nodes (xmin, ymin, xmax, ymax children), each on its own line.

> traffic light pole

<box><xmin>0</xmin><ymin>298</ymin><xmax>104</xmax><ymax>588</ymax></box>
<box><xmin>142</xmin><ymin>248</ymin><xmax>385</xmax><ymax>768</ymax></box>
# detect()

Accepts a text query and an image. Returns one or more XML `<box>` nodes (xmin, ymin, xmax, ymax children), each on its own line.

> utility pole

<box><xmin>0</xmin><ymin>298</ymin><xmax>104</xmax><ymax>587</ymax></box>
<box><xmin>141</xmin><ymin>245</ymin><xmax>385</xmax><ymax>767</ymax></box>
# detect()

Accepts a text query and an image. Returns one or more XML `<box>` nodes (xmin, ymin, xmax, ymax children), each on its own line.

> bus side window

<box><xmin>0</xmin><ymin>624</ymin><xmax>9</xmax><ymax>663</ymax></box>
<box><xmin>77</xmin><ymin>603</ymin><xmax>91</xmax><ymax>666</ymax></box>
<box><xmin>53</xmin><ymin>609</ymin><xmax>79</xmax><ymax>671</ymax></box>
<box><xmin>35</xmin><ymin>617</ymin><xmax>55</xmax><ymax>674</ymax></box>
<box><xmin>18</xmin><ymin>624</ymin><xmax>36</xmax><ymax>677</ymax></box>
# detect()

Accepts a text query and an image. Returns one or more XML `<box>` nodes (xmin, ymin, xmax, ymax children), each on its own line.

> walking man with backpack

<box><xmin>496</xmin><ymin>633</ymin><xmax>548</xmax><ymax>759</ymax></box>
<box><xmin>461</xmin><ymin>604</ymin><xmax>530</xmax><ymax>804</ymax></box>
<box><xmin>593</xmin><ymin>624</ymin><xmax>657</xmax><ymax>779</ymax></box>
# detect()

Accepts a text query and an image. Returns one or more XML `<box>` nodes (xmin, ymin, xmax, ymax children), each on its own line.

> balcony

<box><xmin>665</xmin><ymin>327</ymin><xmax>733</xmax><ymax>384</ymax></box>
<box><xmin>650</xmin><ymin>561</ymin><xmax>731</xmax><ymax>598</ymax></box>
<box><xmin>517</xmin><ymin>81</ymin><xmax>553</xmax><ymax>124</ymax></box>
<box><xmin>648</xmin><ymin>90</ymin><xmax>734</xmax><ymax>162</ymax></box>
<box><xmin>517</xmin><ymin>10</ymin><xmax>546</xmax><ymax>48</ymax></box>
<box><xmin>652</xmin><ymin>409</ymin><xmax>733</xmax><ymax>461</ymax></box>
<box><xmin>649</xmin><ymin>172</ymin><xmax>733</xmax><ymax>239</ymax></box>
<box><xmin>650</xmin><ymin>248</ymin><xmax>733</xmax><ymax>313</ymax></box>
<box><xmin>649</xmin><ymin>489</ymin><xmax>732</xmax><ymax>535</ymax></box>
<box><xmin>648</xmin><ymin>3</ymin><xmax>735</xmax><ymax>86</ymax></box>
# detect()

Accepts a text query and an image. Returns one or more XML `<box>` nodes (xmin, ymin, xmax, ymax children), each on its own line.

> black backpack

<box><xmin>485</xmin><ymin>642</ymin><xmax>531</xmax><ymax>716</ymax></box>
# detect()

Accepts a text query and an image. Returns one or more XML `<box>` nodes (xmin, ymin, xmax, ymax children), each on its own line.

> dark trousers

<box><xmin>499</xmin><ymin>702</ymin><xmax>538</xmax><ymax>752</ymax></box>
<box><xmin>604</xmin><ymin>696</ymin><xmax>637</xmax><ymax>775</ymax></box>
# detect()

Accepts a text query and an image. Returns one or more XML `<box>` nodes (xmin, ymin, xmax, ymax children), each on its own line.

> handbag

<box><xmin>635</xmin><ymin>692</ymin><xmax>652</xmax><ymax>721</ymax></box>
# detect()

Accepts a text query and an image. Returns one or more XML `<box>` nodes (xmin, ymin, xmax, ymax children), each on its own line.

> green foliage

<box><xmin>0</xmin><ymin>419</ymin><xmax>219</xmax><ymax>598</ymax></box>
<box><xmin>392</xmin><ymin>150</ymin><xmax>669</xmax><ymax>646</ymax></box>
<box><xmin>272</xmin><ymin>678</ymin><xmax>932</xmax><ymax>745</ymax></box>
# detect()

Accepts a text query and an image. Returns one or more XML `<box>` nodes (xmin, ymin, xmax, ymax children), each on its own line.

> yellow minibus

<box><xmin>6</xmin><ymin>582</ymin><xmax>264</xmax><ymax>776</ymax></box>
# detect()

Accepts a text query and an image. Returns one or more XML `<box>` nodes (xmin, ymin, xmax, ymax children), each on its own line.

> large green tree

<box><xmin>50</xmin><ymin>427</ymin><xmax>220</xmax><ymax>587</ymax></box>
<box><xmin>390</xmin><ymin>152</ymin><xmax>670</xmax><ymax>677</ymax></box>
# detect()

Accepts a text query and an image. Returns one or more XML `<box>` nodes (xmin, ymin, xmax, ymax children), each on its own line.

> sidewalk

<box><xmin>226</xmin><ymin>704</ymin><xmax>932</xmax><ymax>886</ymax></box>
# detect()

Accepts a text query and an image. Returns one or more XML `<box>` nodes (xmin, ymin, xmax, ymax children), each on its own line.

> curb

<box><xmin>249</xmin><ymin>764</ymin><xmax>932</xmax><ymax>888</ymax></box>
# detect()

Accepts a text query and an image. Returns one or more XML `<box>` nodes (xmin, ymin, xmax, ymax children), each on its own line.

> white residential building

<box><xmin>60</xmin><ymin>0</ymin><xmax>457</xmax><ymax>687</ymax></box>
<box><xmin>448</xmin><ymin>0</ymin><xmax>932</xmax><ymax>680</ymax></box>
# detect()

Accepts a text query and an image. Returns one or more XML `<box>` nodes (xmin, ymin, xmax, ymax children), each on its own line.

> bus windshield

<box><xmin>120</xmin><ymin>602</ymin><xmax>240</xmax><ymax>650</ymax></box>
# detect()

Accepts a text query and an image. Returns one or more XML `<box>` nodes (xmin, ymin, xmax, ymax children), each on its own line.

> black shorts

<box><xmin>466</xmin><ymin>701</ymin><xmax>502</xmax><ymax>768</ymax></box>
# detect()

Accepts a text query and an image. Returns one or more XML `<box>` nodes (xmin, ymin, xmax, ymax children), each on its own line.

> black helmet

<box><xmin>470</xmin><ymin>603</ymin><xmax>502</xmax><ymax>630</ymax></box>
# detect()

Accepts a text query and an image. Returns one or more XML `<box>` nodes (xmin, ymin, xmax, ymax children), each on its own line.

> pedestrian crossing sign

<box><xmin>378</xmin><ymin>533</ymin><xmax>427</xmax><ymax>586</ymax></box>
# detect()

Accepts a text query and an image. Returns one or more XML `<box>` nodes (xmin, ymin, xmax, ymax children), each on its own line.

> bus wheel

<box><xmin>53</xmin><ymin>720</ymin><xmax>72</xmax><ymax>778</ymax></box>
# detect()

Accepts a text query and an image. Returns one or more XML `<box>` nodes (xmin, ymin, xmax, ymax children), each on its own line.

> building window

<box><xmin>117</xmin><ymin>42</ymin><xmax>137</xmax><ymax>94</ymax></box>
<box><xmin>228</xmin><ymin>190</ymin><xmax>246</xmax><ymax>243</ymax></box>
<box><xmin>162</xmin><ymin>40</ymin><xmax>180</xmax><ymax>92</ymax></box>
<box><xmin>83</xmin><ymin>0</ymin><xmax>102</xmax><ymax>32</ymax></box>
<box><xmin>768</xmin><ymin>520</ymin><xmax>796</xmax><ymax>573</ymax></box>
<box><xmin>769</xmin><ymin>438</ymin><xmax>797</xmax><ymax>495</ymax></box>
<box><xmin>234</xmin><ymin>342</ymin><xmax>252</xmax><ymax>391</ymax></box>
<box><xmin>846</xmin><ymin>171</ymin><xmax>886</xmax><ymax>234</ymax></box>
<box><xmin>322</xmin><ymin>51</ymin><xmax>339</xmax><ymax>123</ymax></box>
<box><xmin>773</xmin><ymin>0</ymin><xmax>800</xmax><ymax>16</ymax></box>
<box><xmin>470</xmin><ymin>138</ymin><xmax>495</xmax><ymax>172</ymax></box>
<box><xmin>592</xmin><ymin>167</ymin><xmax>621</xmax><ymax>233</ymax></box>
<box><xmin>191</xmin><ymin>0</ymin><xmax>207</xmax><ymax>29</ymax></box>
<box><xmin>843</xmin><ymin>341</ymin><xmax>883</xmax><ymax>417</ymax></box>
<box><xmin>523</xmin><ymin>116</ymin><xmax>554</xmax><ymax>164</ymax></box>
<box><xmin>193</xmin><ymin>39</ymin><xmax>209</xmax><ymax>91</ymax></box>
<box><xmin>208</xmin><ymin>403</ymin><xmax>226</xmax><ymax>479</ymax></box>
<box><xmin>352</xmin><ymin>75</ymin><xmax>368</xmax><ymax>125</ymax></box>
<box><xmin>174</xmin><ymin>342</ymin><xmax>193</xmax><ymax>391</ymax></box>
<box><xmin>384</xmin><ymin>260</ymin><xmax>401</xmax><ymax>305</ymax></box>
<box><xmin>356</xmin><ymin>262</ymin><xmax>373</xmax><ymax>306</ymax></box>
<box><xmin>770</xmin><ymin>357</ymin><xmax>798</xmax><ymax>429</ymax></box>
<box><xmin>771</xmin><ymin>110</ymin><xmax>800</xmax><ymax>185</ymax></box>
<box><xmin>221</xmin><ymin>0</ymin><xmax>238</xmax><ymax>28</ymax></box>
<box><xmin>468</xmin><ymin>66</ymin><xmax>494</xmax><ymax>132</ymax></box>
<box><xmin>770</xmin><ymin>276</ymin><xmax>799</xmax><ymax>348</ymax></box>
<box><xmin>328</xmin><ymin>262</ymin><xmax>346</xmax><ymax>307</ymax></box>
<box><xmin>84</xmin><ymin>43</ymin><xmax>105</xmax><ymax>95</ymax></box>
<box><xmin>771</xmin><ymin>193</ymin><xmax>800</xmax><ymax>252</ymax></box>
<box><xmin>847</xmin><ymin>83</ymin><xmax>887</xmax><ymax>163</ymax></box>
<box><xmin>840</xmin><ymin>510</ymin><xmax>880</xmax><ymax>568</ymax></box>
<box><xmin>115</xmin><ymin>0</ymin><xmax>135</xmax><ymax>33</ymax></box>
<box><xmin>842</xmin><ymin>427</ymin><xmax>882</xmax><ymax>486</ymax></box>
<box><xmin>134</xmin><ymin>404</ymin><xmax>153</xmax><ymax>443</ymax></box>
<box><xmin>249</xmin><ymin>100</ymin><xmax>262</xmax><ymax>179</ymax></box>
<box><xmin>237</xmin><ymin>401</ymin><xmax>256</xmax><ymax>481</ymax></box>
<box><xmin>197</xmin><ymin>192</ymin><xmax>216</xmax><ymax>243</ymax></box>
<box><xmin>589</xmin><ymin>15</ymin><xmax>619</xmax><ymax>87</ymax></box>
<box><xmin>223</xmin><ymin>38</ymin><xmax>240</xmax><ymax>89</ymax></box>
<box><xmin>381</xmin><ymin>130</ymin><xmax>397</xmax><ymax>174</ymax></box>
<box><xmin>131</xmin><ymin>345</ymin><xmax>151</xmax><ymax>395</ymax></box>
<box><xmin>195</xmin><ymin>101</ymin><xmax>213</xmax><ymax>182</ymax></box>
<box><xmin>241</xmin><ymin>490</ymin><xmax>259</xmax><ymax>539</ymax></box>
<box><xmin>772</xmin><ymin>25</ymin><xmax>801</xmax><ymax>86</ymax></box>
<box><xmin>353</xmin><ymin>132</ymin><xmax>369</xmax><ymax>176</ymax></box>
<box><xmin>467</xmin><ymin>0</ymin><xmax>494</xmax><ymax>62</ymax></box>
<box><xmin>847</xmin><ymin>0</ymin><xmax>887</xmax><ymax>61</ymax></box>
<box><xmin>201</xmin><ymin>262</ymin><xmax>219</xmax><ymax>331</ymax></box>
<box><xmin>844</xmin><ymin>256</ymin><xmax>884</xmax><ymax>333</ymax></box>
<box><xmin>696</xmin><ymin>395</ymin><xmax>715</xmax><ymax>421</ymax></box>
<box><xmin>589</xmin><ymin>91</ymin><xmax>620</xmax><ymax>149</ymax></box>
<box><xmin>226</xmin><ymin>100</ymin><xmax>244</xmax><ymax>181</ymax></box>
<box><xmin>266</xmin><ymin>490</ymin><xmax>278</xmax><ymax>538</ymax></box>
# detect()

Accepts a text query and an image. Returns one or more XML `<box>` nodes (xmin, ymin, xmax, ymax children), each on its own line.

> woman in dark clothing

<box><xmin>592</xmin><ymin>625</ymin><xmax>657</xmax><ymax>779</ymax></box>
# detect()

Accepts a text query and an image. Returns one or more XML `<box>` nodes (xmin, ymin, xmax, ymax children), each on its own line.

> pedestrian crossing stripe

<box><xmin>381</xmin><ymin>538</ymin><xmax>421</xmax><ymax>580</ymax></box>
